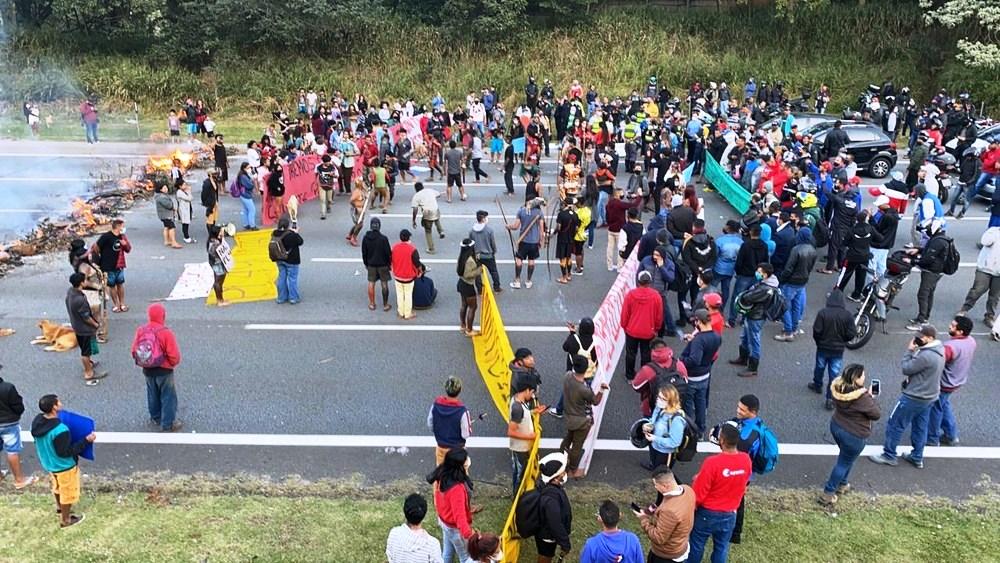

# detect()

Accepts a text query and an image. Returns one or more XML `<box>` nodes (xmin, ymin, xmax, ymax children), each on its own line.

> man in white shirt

<box><xmin>411</xmin><ymin>182</ymin><xmax>445</xmax><ymax>254</ymax></box>
<box><xmin>386</xmin><ymin>493</ymin><xmax>443</xmax><ymax>563</ymax></box>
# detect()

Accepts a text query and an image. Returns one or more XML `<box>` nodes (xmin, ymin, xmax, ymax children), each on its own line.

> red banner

<box><xmin>262</xmin><ymin>154</ymin><xmax>322</xmax><ymax>226</ymax></box>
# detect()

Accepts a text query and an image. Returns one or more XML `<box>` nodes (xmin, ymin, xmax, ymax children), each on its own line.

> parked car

<box><xmin>945</xmin><ymin>122</ymin><xmax>1000</xmax><ymax>154</ymax></box>
<box><xmin>758</xmin><ymin>112</ymin><xmax>835</xmax><ymax>134</ymax></box>
<box><xmin>805</xmin><ymin>121</ymin><xmax>898</xmax><ymax>178</ymax></box>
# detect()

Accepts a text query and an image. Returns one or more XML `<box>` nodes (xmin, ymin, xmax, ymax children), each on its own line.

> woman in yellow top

<box><xmin>456</xmin><ymin>238</ymin><xmax>483</xmax><ymax>336</ymax></box>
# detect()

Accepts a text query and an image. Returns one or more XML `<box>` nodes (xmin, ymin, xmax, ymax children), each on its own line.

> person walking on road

<box><xmin>385</xmin><ymin>493</ymin><xmax>444</xmax><ymax>563</ymax></box>
<box><xmin>906</xmin><ymin>220</ymin><xmax>951</xmax><ymax>331</ymax></box>
<box><xmin>810</xmin><ymin>288</ymin><xmax>857</xmax><ymax>410</ymax></box>
<box><xmin>635</xmin><ymin>468</ymin><xmax>695</xmax><ymax>563</ymax></box>
<box><xmin>775</xmin><ymin>227</ymin><xmax>816</xmax><ymax>342</ymax></box>
<box><xmin>0</xmin><ymin>368</ymin><xmax>37</xmax><ymax>490</ymax></box>
<box><xmin>506</xmin><ymin>197</ymin><xmax>546</xmax><ymax>289</ymax></box>
<box><xmin>580</xmin><ymin>500</ymin><xmax>644</xmax><ymax>563</ymax></box>
<box><xmin>91</xmin><ymin>218</ymin><xmax>131</xmax><ymax>314</ymax></box>
<box><xmin>132</xmin><ymin>303</ymin><xmax>183</xmax><ymax>432</ymax></box>
<box><xmin>66</xmin><ymin>273</ymin><xmax>107</xmax><ymax>385</ymax></box>
<box><xmin>31</xmin><ymin>394</ymin><xmax>96</xmax><ymax>528</ymax></box>
<box><xmin>428</xmin><ymin>377</ymin><xmax>473</xmax><ymax>467</ymax></box>
<box><xmin>820</xmin><ymin>364</ymin><xmax>881</xmax><ymax>506</ymax></box>
<box><xmin>621</xmin><ymin>271</ymin><xmax>664</xmax><ymax>381</ymax></box>
<box><xmin>560</xmin><ymin>356</ymin><xmax>609</xmax><ymax>479</ymax></box>
<box><xmin>469</xmin><ymin>210</ymin><xmax>502</xmax><ymax>293</ymax></box>
<box><xmin>362</xmin><ymin>217</ymin><xmax>392</xmax><ymax>312</ymax></box>
<box><xmin>427</xmin><ymin>448</ymin><xmax>476</xmax><ymax>563</ymax></box>
<box><xmin>391</xmin><ymin>229</ymin><xmax>423</xmax><ymax>320</ymax></box>
<box><xmin>927</xmin><ymin>316</ymin><xmax>977</xmax><ymax>446</ymax></box>
<box><xmin>457</xmin><ymin>239</ymin><xmax>483</xmax><ymax>336</ymax></box>
<box><xmin>535</xmin><ymin>451</ymin><xmax>573</xmax><ymax>563</ymax></box>
<box><xmin>271</xmin><ymin>215</ymin><xmax>304</xmax><ymax>305</ymax></box>
<box><xmin>412</xmin><ymin>182</ymin><xmax>445</xmax><ymax>255</ymax></box>
<box><xmin>957</xmin><ymin>227</ymin><xmax>1000</xmax><ymax>329</ymax></box>
<box><xmin>730</xmin><ymin>263</ymin><xmax>779</xmax><ymax>378</ymax></box>
<box><xmin>687</xmin><ymin>422</ymin><xmax>752</xmax><ymax>563</ymax></box>
<box><xmin>870</xmin><ymin>324</ymin><xmax>944</xmax><ymax>469</ymax></box>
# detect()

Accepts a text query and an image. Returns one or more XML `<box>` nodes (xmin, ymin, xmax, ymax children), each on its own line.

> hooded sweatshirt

<box><xmin>780</xmin><ymin>227</ymin><xmax>817</xmax><ymax>286</ymax></box>
<box><xmin>759</xmin><ymin>223</ymin><xmax>776</xmax><ymax>257</ymax></box>
<box><xmin>735</xmin><ymin>236</ymin><xmax>769</xmax><ymax>277</ymax></box>
<box><xmin>639</xmin><ymin>250</ymin><xmax>675</xmax><ymax>295</ymax></box>
<box><xmin>812</xmin><ymin>290</ymin><xmax>856</xmax><ymax>353</ymax></box>
<box><xmin>632</xmin><ymin>347</ymin><xmax>688</xmax><ymax>417</ymax></box>
<box><xmin>580</xmin><ymin>529</ymin><xmax>644</xmax><ymax>563</ymax></box>
<box><xmin>830</xmin><ymin>377</ymin><xmax>881</xmax><ymax>438</ymax></box>
<box><xmin>131</xmin><ymin>303</ymin><xmax>181</xmax><ymax>373</ymax></box>
<box><xmin>468</xmin><ymin>222</ymin><xmax>498</xmax><ymax>259</ymax></box>
<box><xmin>562</xmin><ymin>318</ymin><xmax>597</xmax><ymax>371</ymax></box>
<box><xmin>620</xmin><ymin>285</ymin><xmax>664</xmax><ymax>340</ymax></box>
<box><xmin>427</xmin><ymin>396</ymin><xmax>471</xmax><ymax>449</ymax></box>
<box><xmin>900</xmin><ymin>340</ymin><xmax>945</xmax><ymax>402</ymax></box>
<box><xmin>682</xmin><ymin>230</ymin><xmax>718</xmax><ymax>274</ymax></box>
<box><xmin>361</xmin><ymin>227</ymin><xmax>391</xmax><ymax>267</ymax></box>
<box><xmin>31</xmin><ymin>414</ymin><xmax>87</xmax><ymax>473</ymax></box>
<box><xmin>0</xmin><ymin>377</ymin><xmax>24</xmax><ymax>425</ymax></box>
<box><xmin>976</xmin><ymin>227</ymin><xmax>1000</xmax><ymax>276</ymax></box>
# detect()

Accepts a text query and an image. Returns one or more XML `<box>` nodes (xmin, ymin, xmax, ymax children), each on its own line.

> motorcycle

<box><xmin>845</xmin><ymin>250</ymin><xmax>914</xmax><ymax>350</ymax></box>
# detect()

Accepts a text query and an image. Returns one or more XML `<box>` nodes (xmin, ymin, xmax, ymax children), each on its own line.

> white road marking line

<box><xmin>344</xmin><ymin>213</ymin><xmax>479</xmax><ymax>219</ymax></box>
<box><xmin>0</xmin><ymin>152</ymin><xmax>146</xmax><ymax>159</ymax></box>
<box><xmin>900</xmin><ymin>216</ymin><xmax>990</xmax><ymax>221</ymax></box>
<box><xmin>246</xmin><ymin>323</ymin><xmax>567</xmax><ymax>332</ymax></box>
<box><xmin>312</xmin><ymin>257</ymin><xmax>558</xmax><ymax>265</ymax></box>
<box><xmin>15</xmin><ymin>431</ymin><xmax>1000</xmax><ymax>458</ymax></box>
<box><xmin>0</xmin><ymin>177</ymin><xmax>96</xmax><ymax>182</ymax></box>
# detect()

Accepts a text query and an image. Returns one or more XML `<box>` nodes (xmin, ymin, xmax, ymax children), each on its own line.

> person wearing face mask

<box><xmin>730</xmin><ymin>263</ymin><xmax>780</xmax><ymax>378</ymax></box>
<box><xmin>535</xmin><ymin>451</ymin><xmax>573</xmax><ymax>563</ymax></box>
<box><xmin>643</xmin><ymin>384</ymin><xmax>687</xmax><ymax>472</ymax></box>
<box><xmin>427</xmin><ymin>448</ymin><xmax>476</xmax><ymax>563</ymax></box>
<box><xmin>580</xmin><ymin>500</ymin><xmax>644</xmax><ymax>563</ymax></box>
<box><xmin>467</xmin><ymin>532</ymin><xmax>503</xmax><ymax>563</ymax></box>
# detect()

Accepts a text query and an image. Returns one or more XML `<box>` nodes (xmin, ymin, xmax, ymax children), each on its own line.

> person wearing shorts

<box><xmin>506</xmin><ymin>198</ymin><xmax>545</xmax><ymax>289</ymax></box>
<box><xmin>0</xmin><ymin>370</ymin><xmax>36</xmax><ymax>490</ymax></box>
<box><xmin>66</xmin><ymin>273</ymin><xmax>107</xmax><ymax>385</ymax></box>
<box><xmin>92</xmin><ymin>219</ymin><xmax>130</xmax><ymax>313</ymax></box>
<box><xmin>361</xmin><ymin>217</ymin><xmax>393</xmax><ymax>311</ymax></box>
<box><xmin>31</xmin><ymin>394</ymin><xmax>95</xmax><ymax>528</ymax></box>
<box><xmin>444</xmin><ymin>140</ymin><xmax>466</xmax><ymax>203</ymax></box>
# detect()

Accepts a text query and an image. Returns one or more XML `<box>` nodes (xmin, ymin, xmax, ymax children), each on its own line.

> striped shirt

<box><xmin>385</xmin><ymin>524</ymin><xmax>444</xmax><ymax>563</ymax></box>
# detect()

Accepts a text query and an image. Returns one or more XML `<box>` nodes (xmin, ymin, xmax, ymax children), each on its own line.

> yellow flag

<box><xmin>471</xmin><ymin>270</ymin><xmax>515</xmax><ymax>421</ymax></box>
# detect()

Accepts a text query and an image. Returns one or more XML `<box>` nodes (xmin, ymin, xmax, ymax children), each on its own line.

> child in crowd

<box><xmin>167</xmin><ymin>110</ymin><xmax>181</xmax><ymax>142</ymax></box>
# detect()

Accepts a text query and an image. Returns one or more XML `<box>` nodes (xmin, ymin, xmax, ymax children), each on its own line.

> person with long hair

<box><xmin>206</xmin><ymin>225</ymin><xmax>233</xmax><ymax>307</ymax></box>
<box><xmin>457</xmin><ymin>238</ymin><xmax>483</xmax><ymax>336</ymax></box>
<box><xmin>68</xmin><ymin>239</ymin><xmax>108</xmax><ymax>343</ymax></box>
<box><xmin>644</xmin><ymin>383</ymin><xmax>686</xmax><ymax>471</ymax></box>
<box><xmin>466</xmin><ymin>532</ymin><xmax>502</xmax><ymax>562</ymax></box>
<box><xmin>683</xmin><ymin>184</ymin><xmax>701</xmax><ymax>217</ymax></box>
<box><xmin>427</xmin><ymin>448</ymin><xmax>475</xmax><ymax>563</ymax></box>
<box><xmin>822</xmin><ymin>364</ymin><xmax>880</xmax><ymax>505</ymax></box>
<box><xmin>236</xmin><ymin>162</ymin><xmax>257</xmax><ymax>230</ymax></box>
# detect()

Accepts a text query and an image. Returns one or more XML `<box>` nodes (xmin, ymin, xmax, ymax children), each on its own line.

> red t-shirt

<box><xmin>692</xmin><ymin>451</ymin><xmax>752</xmax><ymax>512</ymax></box>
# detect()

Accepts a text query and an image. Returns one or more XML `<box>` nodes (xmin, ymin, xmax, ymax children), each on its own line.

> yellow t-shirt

<box><xmin>575</xmin><ymin>206</ymin><xmax>592</xmax><ymax>242</ymax></box>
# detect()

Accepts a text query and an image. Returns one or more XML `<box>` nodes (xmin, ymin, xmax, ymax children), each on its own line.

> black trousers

<box><xmin>624</xmin><ymin>335</ymin><xmax>652</xmax><ymax>381</ymax></box>
<box><xmin>481</xmin><ymin>256</ymin><xmax>501</xmax><ymax>289</ymax></box>
<box><xmin>838</xmin><ymin>260</ymin><xmax>868</xmax><ymax>298</ymax></box>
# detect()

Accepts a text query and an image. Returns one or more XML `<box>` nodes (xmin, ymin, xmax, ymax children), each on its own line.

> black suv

<box><xmin>804</xmin><ymin>121</ymin><xmax>899</xmax><ymax>179</ymax></box>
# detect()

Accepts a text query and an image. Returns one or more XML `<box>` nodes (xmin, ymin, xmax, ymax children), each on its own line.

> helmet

<box><xmin>649</xmin><ymin>75</ymin><xmax>657</xmax><ymax>84</ymax></box>
<box><xmin>630</xmin><ymin>418</ymin><xmax>652</xmax><ymax>449</ymax></box>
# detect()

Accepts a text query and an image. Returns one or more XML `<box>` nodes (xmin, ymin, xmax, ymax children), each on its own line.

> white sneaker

<box><xmin>525</xmin><ymin>281</ymin><xmax>533</xmax><ymax>289</ymax></box>
<box><xmin>509</xmin><ymin>280</ymin><xmax>521</xmax><ymax>289</ymax></box>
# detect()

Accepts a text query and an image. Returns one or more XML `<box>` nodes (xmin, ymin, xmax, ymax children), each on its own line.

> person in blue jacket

<box><xmin>643</xmin><ymin>384</ymin><xmax>687</xmax><ymax>471</ymax></box>
<box><xmin>579</xmin><ymin>500</ymin><xmax>644</xmax><ymax>563</ymax></box>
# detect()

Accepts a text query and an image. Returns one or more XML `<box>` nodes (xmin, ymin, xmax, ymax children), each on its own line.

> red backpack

<box><xmin>132</xmin><ymin>326</ymin><xmax>165</xmax><ymax>369</ymax></box>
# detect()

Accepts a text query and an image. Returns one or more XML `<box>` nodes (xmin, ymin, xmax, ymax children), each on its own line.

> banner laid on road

<box><xmin>472</xmin><ymin>272</ymin><xmax>515</xmax><ymax>421</ymax></box>
<box><xmin>166</xmin><ymin>262</ymin><xmax>213</xmax><ymax>301</ymax></box>
<box><xmin>499</xmin><ymin>425</ymin><xmax>540</xmax><ymax>563</ymax></box>
<box><xmin>578</xmin><ymin>249</ymin><xmax>639</xmax><ymax>474</ymax></box>
<box><xmin>206</xmin><ymin>230</ymin><xmax>277</xmax><ymax>305</ymax></box>
<box><xmin>263</xmin><ymin>153</ymin><xmax>322</xmax><ymax>226</ymax></box>
<box><xmin>704</xmin><ymin>152</ymin><xmax>751</xmax><ymax>215</ymax></box>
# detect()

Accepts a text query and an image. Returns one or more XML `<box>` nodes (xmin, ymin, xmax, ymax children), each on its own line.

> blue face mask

<box><xmin>755</xmin><ymin>271</ymin><xmax>764</xmax><ymax>281</ymax></box>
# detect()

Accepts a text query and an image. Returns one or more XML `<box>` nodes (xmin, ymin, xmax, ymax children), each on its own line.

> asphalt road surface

<box><xmin>0</xmin><ymin>141</ymin><xmax>997</xmax><ymax>500</ymax></box>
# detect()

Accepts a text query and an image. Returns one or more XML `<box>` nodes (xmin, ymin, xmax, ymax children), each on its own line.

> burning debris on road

<box><xmin>0</xmin><ymin>149</ymin><xmax>207</xmax><ymax>277</ymax></box>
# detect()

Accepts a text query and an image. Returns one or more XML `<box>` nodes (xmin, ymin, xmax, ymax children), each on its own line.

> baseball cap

<box><xmin>703</xmin><ymin>293</ymin><xmax>723</xmax><ymax>308</ymax></box>
<box><xmin>874</xmin><ymin>195</ymin><xmax>891</xmax><ymax>208</ymax></box>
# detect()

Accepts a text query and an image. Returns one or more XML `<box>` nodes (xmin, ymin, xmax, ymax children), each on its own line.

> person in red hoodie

<box><xmin>632</xmin><ymin>339</ymin><xmax>688</xmax><ymax>417</ymax></box>
<box><xmin>970</xmin><ymin>140</ymin><xmax>1000</xmax><ymax>202</ymax></box>
<box><xmin>427</xmin><ymin>447</ymin><xmax>476</xmax><ymax>563</ymax></box>
<box><xmin>688</xmin><ymin>422</ymin><xmax>752</xmax><ymax>563</ymax></box>
<box><xmin>131</xmin><ymin>303</ymin><xmax>182</xmax><ymax>432</ymax></box>
<box><xmin>621</xmin><ymin>271</ymin><xmax>664</xmax><ymax>381</ymax></box>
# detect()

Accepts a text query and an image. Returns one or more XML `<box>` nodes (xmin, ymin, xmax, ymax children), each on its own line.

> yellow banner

<box><xmin>471</xmin><ymin>271</ymin><xmax>515</xmax><ymax>421</ymax></box>
<box><xmin>500</xmin><ymin>427</ymin><xmax>540</xmax><ymax>563</ymax></box>
<box><xmin>206</xmin><ymin>229</ymin><xmax>278</xmax><ymax>305</ymax></box>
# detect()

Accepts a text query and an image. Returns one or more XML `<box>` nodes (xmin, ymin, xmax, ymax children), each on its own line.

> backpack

<box><xmin>132</xmin><ymin>326</ymin><xmax>165</xmax><ymax>369</ymax></box>
<box><xmin>666</xmin><ymin>246</ymin><xmax>691</xmax><ymax>293</ymax></box>
<box><xmin>671</xmin><ymin>413</ymin><xmax>701</xmax><ymax>462</ymax></box>
<box><xmin>228</xmin><ymin>179</ymin><xmax>242</xmax><ymax>198</ymax></box>
<box><xmin>648</xmin><ymin>360</ymin><xmax>688</xmax><ymax>405</ymax></box>
<box><xmin>812</xmin><ymin>218</ymin><xmax>830</xmax><ymax>248</ymax></box>
<box><xmin>750</xmin><ymin>419</ymin><xmax>780</xmax><ymax>474</ymax></box>
<box><xmin>268</xmin><ymin>232</ymin><xmax>289</xmax><ymax>262</ymax></box>
<box><xmin>318</xmin><ymin>165</ymin><xmax>336</xmax><ymax>188</ymax></box>
<box><xmin>514</xmin><ymin>488</ymin><xmax>543</xmax><ymax>539</ymax></box>
<box><xmin>764</xmin><ymin>287</ymin><xmax>787</xmax><ymax>322</ymax></box>
<box><xmin>941</xmin><ymin>236</ymin><xmax>961</xmax><ymax>275</ymax></box>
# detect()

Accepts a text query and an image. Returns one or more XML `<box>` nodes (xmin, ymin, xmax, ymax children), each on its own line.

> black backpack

<box><xmin>665</xmin><ymin>246</ymin><xmax>691</xmax><ymax>293</ymax></box>
<box><xmin>671</xmin><ymin>413</ymin><xmax>701</xmax><ymax>462</ymax></box>
<box><xmin>941</xmin><ymin>236</ymin><xmax>961</xmax><ymax>275</ymax></box>
<box><xmin>514</xmin><ymin>488</ymin><xmax>543</xmax><ymax>539</ymax></box>
<box><xmin>812</xmin><ymin>218</ymin><xmax>830</xmax><ymax>248</ymax></box>
<box><xmin>764</xmin><ymin>286</ymin><xmax>787</xmax><ymax>322</ymax></box>
<box><xmin>648</xmin><ymin>360</ymin><xmax>688</xmax><ymax>404</ymax></box>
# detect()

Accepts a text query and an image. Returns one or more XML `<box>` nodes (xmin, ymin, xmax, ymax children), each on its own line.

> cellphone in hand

<box><xmin>871</xmin><ymin>379</ymin><xmax>881</xmax><ymax>397</ymax></box>
<box><xmin>630</xmin><ymin>502</ymin><xmax>643</xmax><ymax>513</ymax></box>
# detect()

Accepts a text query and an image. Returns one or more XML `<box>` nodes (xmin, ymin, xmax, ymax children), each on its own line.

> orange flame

<box><xmin>147</xmin><ymin>149</ymin><xmax>197</xmax><ymax>173</ymax></box>
<box><xmin>71</xmin><ymin>198</ymin><xmax>97</xmax><ymax>229</ymax></box>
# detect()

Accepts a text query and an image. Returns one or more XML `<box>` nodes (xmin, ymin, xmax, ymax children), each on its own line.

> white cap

<box><xmin>874</xmin><ymin>195</ymin><xmax>891</xmax><ymax>208</ymax></box>
<box><xmin>539</xmin><ymin>451</ymin><xmax>568</xmax><ymax>484</ymax></box>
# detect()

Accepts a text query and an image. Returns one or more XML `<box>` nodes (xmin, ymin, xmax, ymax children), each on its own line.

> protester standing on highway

<box><xmin>687</xmin><ymin>422</ymin><xmax>751</xmax><ymax>563</ymax></box>
<box><xmin>870</xmin><ymin>324</ymin><xmax>944</xmax><ymax>469</ymax></box>
<box><xmin>361</xmin><ymin>217</ymin><xmax>392</xmax><ymax>312</ymax></box>
<box><xmin>428</xmin><ymin>377</ymin><xmax>472</xmax><ymax>467</ymax></box>
<box><xmin>469</xmin><ymin>210</ymin><xmax>502</xmax><ymax>292</ymax></box>
<box><xmin>391</xmin><ymin>229</ymin><xmax>422</xmax><ymax>320</ymax></box>
<box><xmin>315</xmin><ymin>154</ymin><xmax>339</xmax><ymax>220</ymax></box>
<box><xmin>506</xmin><ymin>197</ymin><xmax>545</xmax><ymax>289</ymax></box>
<box><xmin>580</xmin><ymin>501</ymin><xmax>644</xmax><ymax>563</ymax></box>
<box><xmin>820</xmin><ymin>364</ymin><xmax>880</xmax><ymax>506</ymax></box>
<box><xmin>508</xmin><ymin>380</ymin><xmax>541</xmax><ymax>495</ymax></box>
<box><xmin>927</xmin><ymin>316</ymin><xmax>977</xmax><ymax>447</ymax></box>
<box><xmin>31</xmin><ymin>394</ymin><xmax>96</xmax><ymax>528</ymax></box>
<box><xmin>412</xmin><ymin>182</ymin><xmax>445</xmax><ymax>255</ymax></box>
<box><xmin>66</xmin><ymin>273</ymin><xmax>106</xmax><ymax>385</ymax></box>
<box><xmin>906</xmin><ymin>220</ymin><xmax>950</xmax><ymax>331</ymax></box>
<box><xmin>206</xmin><ymin>225</ymin><xmax>232</xmax><ymax>307</ymax></box>
<box><xmin>91</xmin><ymin>218</ymin><xmax>130</xmax><ymax>314</ymax></box>
<box><xmin>775</xmin><ymin>227</ymin><xmax>816</xmax><ymax>342</ymax></box>
<box><xmin>810</xmin><ymin>289</ymin><xmax>857</xmax><ymax>410</ymax></box>
<box><xmin>635</xmin><ymin>468</ymin><xmax>695</xmax><ymax>563</ymax></box>
<box><xmin>155</xmin><ymin>184</ymin><xmax>184</xmax><ymax>249</ymax></box>
<box><xmin>713</xmin><ymin>220</ymin><xmax>743</xmax><ymax>321</ymax></box>
<box><xmin>535</xmin><ymin>451</ymin><xmax>573</xmax><ymax>563</ymax></box>
<box><xmin>730</xmin><ymin>263</ymin><xmax>779</xmax><ymax>378</ymax></box>
<box><xmin>560</xmin><ymin>356</ymin><xmax>609</xmax><ymax>479</ymax></box>
<box><xmin>201</xmin><ymin>169</ymin><xmax>221</xmax><ymax>234</ymax></box>
<box><xmin>957</xmin><ymin>227</ymin><xmax>1000</xmax><ymax>328</ymax></box>
<box><xmin>212</xmin><ymin>135</ymin><xmax>229</xmax><ymax>183</ymax></box>
<box><xmin>820</xmin><ymin>176</ymin><xmax>859</xmax><ymax>274</ymax></box>
<box><xmin>681</xmin><ymin>310</ymin><xmax>722</xmax><ymax>433</ymax></box>
<box><xmin>271</xmin><ymin>215</ymin><xmax>304</xmax><ymax>305</ymax></box>
<box><xmin>132</xmin><ymin>303</ymin><xmax>183</xmax><ymax>432</ymax></box>
<box><xmin>621</xmin><ymin>271</ymin><xmax>664</xmax><ymax>380</ymax></box>
<box><xmin>457</xmin><ymin>239</ymin><xmax>483</xmax><ymax>336</ymax></box>
<box><xmin>632</xmin><ymin>339</ymin><xmax>688</xmax><ymax>418</ymax></box>
<box><xmin>69</xmin><ymin>240</ymin><xmax>108</xmax><ymax>343</ymax></box>
<box><xmin>643</xmin><ymin>384</ymin><xmax>686</xmax><ymax>472</ymax></box>
<box><xmin>427</xmin><ymin>448</ymin><xmax>475</xmax><ymax>563</ymax></box>
<box><xmin>174</xmin><ymin>180</ymin><xmax>196</xmax><ymax>244</ymax></box>
<box><xmin>607</xmin><ymin>186</ymin><xmax>643</xmax><ymax>271</ymax></box>
<box><xmin>0</xmin><ymin>368</ymin><xmax>36</xmax><ymax>490</ymax></box>
<box><xmin>385</xmin><ymin>493</ymin><xmax>444</xmax><ymax>563</ymax></box>
<box><xmin>555</xmin><ymin>198</ymin><xmax>581</xmax><ymax>284</ymax></box>
<box><xmin>729</xmin><ymin>226</ymin><xmax>768</xmax><ymax>327</ymax></box>
<box><xmin>443</xmin><ymin>140</ymin><xmax>466</xmax><ymax>203</ymax></box>
<box><xmin>236</xmin><ymin>162</ymin><xmax>257</xmax><ymax>231</ymax></box>
<box><xmin>869</xmin><ymin>194</ymin><xmax>900</xmax><ymax>319</ymax></box>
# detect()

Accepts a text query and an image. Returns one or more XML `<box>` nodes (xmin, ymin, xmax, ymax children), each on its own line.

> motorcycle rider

<box><xmin>948</xmin><ymin>146</ymin><xmax>984</xmax><ymax>219</ymax></box>
<box><xmin>906</xmin><ymin>220</ymin><xmax>951</xmax><ymax>331</ymax></box>
<box><xmin>525</xmin><ymin>77</ymin><xmax>539</xmax><ymax>114</ymax></box>
<box><xmin>870</xmin><ymin>195</ymin><xmax>901</xmax><ymax>319</ymax></box>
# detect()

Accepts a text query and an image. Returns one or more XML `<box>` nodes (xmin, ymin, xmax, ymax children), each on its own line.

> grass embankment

<box><xmin>0</xmin><ymin>475</ymin><xmax>998</xmax><ymax>562</ymax></box>
<box><xmin>6</xmin><ymin>4</ymin><xmax>997</xmax><ymax>119</ymax></box>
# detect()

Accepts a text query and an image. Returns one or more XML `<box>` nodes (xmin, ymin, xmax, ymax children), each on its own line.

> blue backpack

<box><xmin>751</xmin><ymin>419</ymin><xmax>780</xmax><ymax>474</ymax></box>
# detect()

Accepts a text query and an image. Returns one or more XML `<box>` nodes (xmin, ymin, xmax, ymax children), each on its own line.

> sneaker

<box><xmin>796</xmin><ymin>328</ymin><xmax>806</xmax><ymax>336</ymax></box>
<box><xmin>60</xmin><ymin>514</ymin><xmax>85</xmax><ymax>529</ymax></box>
<box><xmin>525</xmin><ymin>281</ymin><xmax>533</xmax><ymax>289</ymax></box>
<box><xmin>161</xmin><ymin>421</ymin><xmax>184</xmax><ymax>433</ymax></box>
<box><xmin>824</xmin><ymin>399</ymin><xmax>834</xmax><ymax>411</ymax></box>
<box><xmin>868</xmin><ymin>453</ymin><xmax>898</xmax><ymax>467</ymax></box>
<box><xmin>818</xmin><ymin>492</ymin><xmax>838</xmax><ymax>506</ymax></box>
<box><xmin>573</xmin><ymin>268</ymin><xmax>584</xmax><ymax>276</ymax></box>
<box><xmin>183</xmin><ymin>238</ymin><xmax>194</xmax><ymax>244</ymax></box>
<box><xmin>509</xmin><ymin>280</ymin><xmax>521</xmax><ymax>289</ymax></box>
<box><xmin>944</xmin><ymin>210</ymin><xmax>955</xmax><ymax>217</ymax></box>
<box><xmin>773</xmin><ymin>333</ymin><xmax>794</xmax><ymax>342</ymax></box>
<box><xmin>439</xmin><ymin>233</ymin><xmax>446</xmax><ymax>239</ymax></box>
<box><xmin>847</xmin><ymin>294</ymin><xmax>862</xmax><ymax>303</ymax></box>
<box><xmin>926</xmin><ymin>440</ymin><xmax>940</xmax><ymax>447</ymax></box>
<box><xmin>835</xmin><ymin>483</ymin><xmax>852</xmax><ymax>495</ymax></box>
<box><xmin>608</xmin><ymin>266</ymin><xmax>616</xmax><ymax>272</ymax></box>
<box><xmin>939</xmin><ymin>436</ymin><xmax>959</xmax><ymax>446</ymax></box>
<box><xmin>901</xmin><ymin>452</ymin><xmax>924</xmax><ymax>469</ymax></box>
<box><xmin>494</xmin><ymin>286</ymin><xmax>504</xmax><ymax>293</ymax></box>
<box><xmin>547</xmin><ymin>407</ymin><xmax>564</xmax><ymax>419</ymax></box>
<box><xmin>955</xmin><ymin>211</ymin><xmax>965</xmax><ymax>220</ymax></box>
<box><xmin>807</xmin><ymin>382</ymin><xmax>822</xmax><ymax>394</ymax></box>
<box><xmin>587</xmin><ymin>245</ymin><xmax>594</xmax><ymax>250</ymax></box>
<box><xmin>905</xmin><ymin>321</ymin><xmax>925</xmax><ymax>331</ymax></box>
